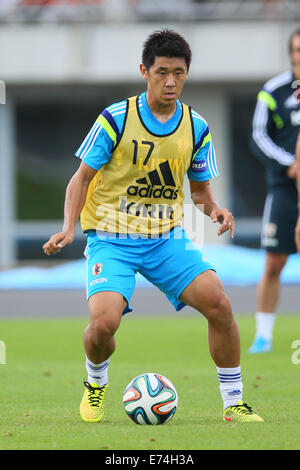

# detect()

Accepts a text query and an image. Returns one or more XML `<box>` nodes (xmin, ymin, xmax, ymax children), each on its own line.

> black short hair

<box><xmin>289</xmin><ymin>28</ymin><xmax>300</xmax><ymax>53</ymax></box>
<box><xmin>142</xmin><ymin>29</ymin><xmax>192</xmax><ymax>71</ymax></box>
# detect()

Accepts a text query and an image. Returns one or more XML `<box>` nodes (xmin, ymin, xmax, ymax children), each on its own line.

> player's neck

<box><xmin>145</xmin><ymin>91</ymin><xmax>177</xmax><ymax>124</ymax></box>
<box><xmin>293</xmin><ymin>64</ymin><xmax>300</xmax><ymax>80</ymax></box>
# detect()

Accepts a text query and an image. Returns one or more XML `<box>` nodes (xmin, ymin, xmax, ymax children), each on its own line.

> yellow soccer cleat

<box><xmin>80</xmin><ymin>381</ymin><xmax>109</xmax><ymax>423</ymax></box>
<box><xmin>223</xmin><ymin>400</ymin><xmax>264</xmax><ymax>423</ymax></box>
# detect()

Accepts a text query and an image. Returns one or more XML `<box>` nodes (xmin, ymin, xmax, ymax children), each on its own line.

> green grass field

<box><xmin>0</xmin><ymin>314</ymin><xmax>299</xmax><ymax>450</ymax></box>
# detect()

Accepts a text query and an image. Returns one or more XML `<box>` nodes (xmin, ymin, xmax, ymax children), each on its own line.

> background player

<box><xmin>43</xmin><ymin>29</ymin><xmax>263</xmax><ymax>423</ymax></box>
<box><xmin>249</xmin><ymin>29</ymin><xmax>300</xmax><ymax>353</ymax></box>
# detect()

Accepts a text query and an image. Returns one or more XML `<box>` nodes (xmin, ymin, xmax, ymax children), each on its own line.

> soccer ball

<box><xmin>123</xmin><ymin>373</ymin><xmax>178</xmax><ymax>425</ymax></box>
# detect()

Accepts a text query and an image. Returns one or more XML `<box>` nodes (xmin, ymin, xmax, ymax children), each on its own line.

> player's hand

<box><xmin>295</xmin><ymin>214</ymin><xmax>300</xmax><ymax>253</ymax></box>
<box><xmin>211</xmin><ymin>208</ymin><xmax>234</xmax><ymax>239</ymax></box>
<box><xmin>43</xmin><ymin>231</ymin><xmax>74</xmax><ymax>256</ymax></box>
<box><xmin>287</xmin><ymin>161</ymin><xmax>297</xmax><ymax>179</ymax></box>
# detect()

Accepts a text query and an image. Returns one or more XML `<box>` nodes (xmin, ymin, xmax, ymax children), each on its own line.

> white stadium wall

<box><xmin>0</xmin><ymin>21</ymin><xmax>295</xmax><ymax>82</ymax></box>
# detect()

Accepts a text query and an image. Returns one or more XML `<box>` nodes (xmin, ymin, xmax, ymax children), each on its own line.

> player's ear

<box><xmin>140</xmin><ymin>63</ymin><xmax>148</xmax><ymax>80</ymax></box>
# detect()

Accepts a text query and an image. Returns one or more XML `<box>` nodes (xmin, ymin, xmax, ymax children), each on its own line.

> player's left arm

<box><xmin>188</xmin><ymin>112</ymin><xmax>233</xmax><ymax>237</ymax></box>
<box><xmin>189</xmin><ymin>179</ymin><xmax>234</xmax><ymax>239</ymax></box>
<box><xmin>295</xmin><ymin>131</ymin><xmax>300</xmax><ymax>253</ymax></box>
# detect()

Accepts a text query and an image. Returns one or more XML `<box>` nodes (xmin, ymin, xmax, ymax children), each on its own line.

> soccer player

<box><xmin>43</xmin><ymin>29</ymin><xmax>263</xmax><ymax>423</ymax></box>
<box><xmin>249</xmin><ymin>29</ymin><xmax>300</xmax><ymax>353</ymax></box>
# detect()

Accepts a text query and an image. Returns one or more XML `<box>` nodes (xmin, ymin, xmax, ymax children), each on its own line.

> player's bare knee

<box><xmin>205</xmin><ymin>293</ymin><xmax>233</xmax><ymax>329</ymax></box>
<box><xmin>89</xmin><ymin>311</ymin><xmax>120</xmax><ymax>341</ymax></box>
<box><xmin>265</xmin><ymin>256</ymin><xmax>287</xmax><ymax>278</ymax></box>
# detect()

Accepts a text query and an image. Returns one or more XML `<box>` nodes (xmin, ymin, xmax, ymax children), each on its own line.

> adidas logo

<box><xmin>127</xmin><ymin>160</ymin><xmax>179</xmax><ymax>200</ymax></box>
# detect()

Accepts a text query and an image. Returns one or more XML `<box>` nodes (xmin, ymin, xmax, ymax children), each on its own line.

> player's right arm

<box><xmin>43</xmin><ymin>162</ymin><xmax>97</xmax><ymax>256</ymax></box>
<box><xmin>295</xmin><ymin>131</ymin><xmax>300</xmax><ymax>253</ymax></box>
<box><xmin>43</xmin><ymin>99</ymin><xmax>127</xmax><ymax>256</ymax></box>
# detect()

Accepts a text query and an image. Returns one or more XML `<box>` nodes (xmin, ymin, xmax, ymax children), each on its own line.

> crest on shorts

<box><xmin>263</xmin><ymin>222</ymin><xmax>277</xmax><ymax>238</ymax></box>
<box><xmin>92</xmin><ymin>263</ymin><xmax>103</xmax><ymax>276</ymax></box>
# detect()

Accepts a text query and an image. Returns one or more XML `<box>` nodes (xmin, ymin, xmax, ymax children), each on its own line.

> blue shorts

<box><xmin>84</xmin><ymin>227</ymin><xmax>215</xmax><ymax>314</ymax></box>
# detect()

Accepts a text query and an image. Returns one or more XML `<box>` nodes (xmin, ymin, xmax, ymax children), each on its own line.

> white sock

<box><xmin>255</xmin><ymin>312</ymin><xmax>275</xmax><ymax>341</ymax></box>
<box><xmin>217</xmin><ymin>366</ymin><xmax>243</xmax><ymax>410</ymax></box>
<box><xmin>85</xmin><ymin>355</ymin><xmax>109</xmax><ymax>387</ymax></box>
